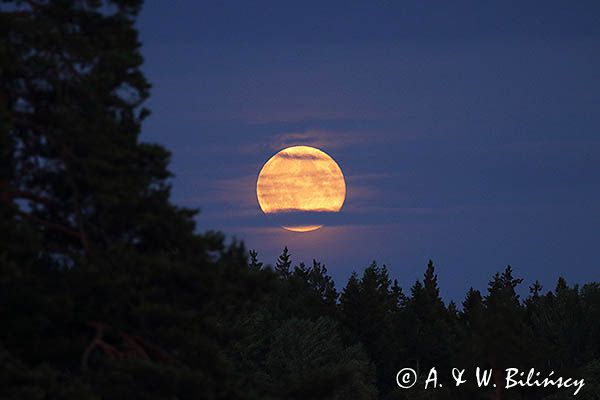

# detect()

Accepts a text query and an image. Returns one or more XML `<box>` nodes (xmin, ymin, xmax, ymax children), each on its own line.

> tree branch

<box><xmin>1</xmin><ymin>189</ymin><xmax>59</xmax><ymax>210</ymax></box>
<box><xmin>16</xmin><ymin>210</ymin><xmax>83</xmax><ymax>241</ymax></box>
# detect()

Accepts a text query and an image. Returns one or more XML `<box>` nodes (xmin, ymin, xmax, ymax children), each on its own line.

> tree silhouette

<box><xmin>248</xmin><ymin>249</ymin><xmax>263</xmax><ymax>270</ymax></box>
<box><xmin>275</xmin><ymin>246</ymin><xmax>292</xmax><ymax>278</ymax></box>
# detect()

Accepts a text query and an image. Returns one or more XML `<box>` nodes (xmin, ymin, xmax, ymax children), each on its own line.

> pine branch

<box><xmin>15</xmin><ymin>209</ymin><xmax>83</xmax><ymax>241</ymax></box>
<box><xmin>2</xmin><ymin>189</ymin><xmax>60</xmax><ymax>210</ymax></box>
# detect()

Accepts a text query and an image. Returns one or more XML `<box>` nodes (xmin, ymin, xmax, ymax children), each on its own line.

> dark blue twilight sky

<box><xmin>137</xmin><ymin>1</ymin><xmax>600</xmax><ymax>300</ymax></box>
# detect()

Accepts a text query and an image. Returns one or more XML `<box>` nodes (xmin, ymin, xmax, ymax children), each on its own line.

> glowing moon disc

<box><xmin>256</xmin><ymin>145</ymin><xmax>346</xmax><ymax>232</ymax></box>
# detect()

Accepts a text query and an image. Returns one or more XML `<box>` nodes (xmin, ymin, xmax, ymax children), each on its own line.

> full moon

<box><xmin>256</xmin><ymin>145</ymin><xmax>346</xmax><ymax>232</ymax></box>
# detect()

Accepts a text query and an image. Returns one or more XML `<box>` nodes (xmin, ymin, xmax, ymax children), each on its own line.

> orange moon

<box><xmin>256</xmin><ymin>145</ymin><xmax>346</xmax><ymax>232</ymax></box>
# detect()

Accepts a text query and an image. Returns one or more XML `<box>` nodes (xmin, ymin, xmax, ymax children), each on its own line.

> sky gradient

<box><xmin>137</xmin><ymin>1</ymin><xmax>600</xmax><ymax>300</ymax></box>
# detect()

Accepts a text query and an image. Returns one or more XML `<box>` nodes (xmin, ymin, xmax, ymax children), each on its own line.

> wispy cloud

<box><xmin>183</xmin><ymin>174</ymin><xmax>258</xmax><ymax>212</ymax></box>
<box><xmin>270</xmin><ymin>129</ymin><xmax>384</xmax><ymax>151</ymax></box>
<box><xmin>184</xmin><ymin>129</ymin><xmax>378</xmax><ymax>158</ymax></box>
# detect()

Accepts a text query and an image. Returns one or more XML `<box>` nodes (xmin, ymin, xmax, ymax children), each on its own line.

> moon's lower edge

<box><xmin>282</xmin><ymin>225</ymin><xmax>323</xmax><ymax>233</ymax></box>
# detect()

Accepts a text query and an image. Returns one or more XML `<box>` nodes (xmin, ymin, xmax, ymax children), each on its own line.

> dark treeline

<box><xmin>1</xmin><ymin>1</ymin><xmax>599</xmax><ymax>399</ymax></box>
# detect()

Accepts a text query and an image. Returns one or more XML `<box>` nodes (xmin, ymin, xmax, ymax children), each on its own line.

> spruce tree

<box><xmin>275</xmin><ymin>246</ymin><xmax>292</xmax><ymax>278</ymax></box>
<box><xmin>482</xmin><ymin>267</ymin><xmax>532</xmax><ymax>398</ymax></box>
<box><xmin>248</xmin><ymin>249</ymin><xmax>263</xmax><ymax>270</ymax></box>
<box><xmin>406</xmin><ymin>260</ymin><xmax>453</xmax><ymax>378</ymax></box>
<box><xmin>339</xmin><ymin>263</ymin><xmax>404</xmax><ymax>396</ymax></box>
<box><xmin>461</xmin><ymin>288</ymin><xmax>484</xmax><ymax>328</ymax></box>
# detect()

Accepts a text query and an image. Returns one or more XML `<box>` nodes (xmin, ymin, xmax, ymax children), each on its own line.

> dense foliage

<box><xmin>1</xmin><ymin>1</ymin><xmax>598</xmax><ymax>399</ymax></box>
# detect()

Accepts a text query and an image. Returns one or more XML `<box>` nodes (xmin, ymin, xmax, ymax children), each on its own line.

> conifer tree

<box><xmin>340</xmin><ymin>272</ymin><xmax>361</xmax><ymax>324</ymax></box>
<box><xmin>406</xmin><ymin>260</ymin><xmax>454</xmax><ymax>377</ymax></box>
<box><xmin>457</xmin><ymin>287</ymin><xmax>486</xmax><ymax>394</ymax></box>
<box><xmin>481</xmin><ymin>266</ymin><xmax>532</xmax><ymax>398</ymax></box>
<box><xmin>302</xmin><ymin>260</ymin><xmax>338</xmax><ymax>309</ymax></box>
<box><xmin>424</xmin><ymin>259</ymin><xmax>441</xmax><ymax>301</ymax></box>
<box><xmin>461</xmin><ymin>288</ymin><xmax>484</xmax><ymax>327</ymax></box>
<box><xmin>339</xmin><ymin>263</ymin><xmax>404</xmax><ymax>396</ymax></box>
<box><xmin>275</xmin><ymin>246</ymin><xmax>292</xmax><ymax>278</ymax></box>
<box><xmin>0</xmin><ymin>2</ymin><xmax>249</xmax><ymax>398</ymax></box>
<box><xmin>248</xmin><ymin>249</ymin><xmax>263</xmax><ymax>270</ymax></box>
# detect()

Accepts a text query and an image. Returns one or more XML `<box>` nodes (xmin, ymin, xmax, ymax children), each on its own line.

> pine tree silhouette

<box><xmin>275</xmin><ymin>246</ymin><xmax>292</xmax><ymax>278</ymax></box>
<box><xmin>423</xmin><ymin>259</ymin><xmax>441</xmax><ymax>301</ymax></box>
<box><xmin>249</xmin><ymin>249</ymin><xmax>263</xmax><ymax>270</ymax></box>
